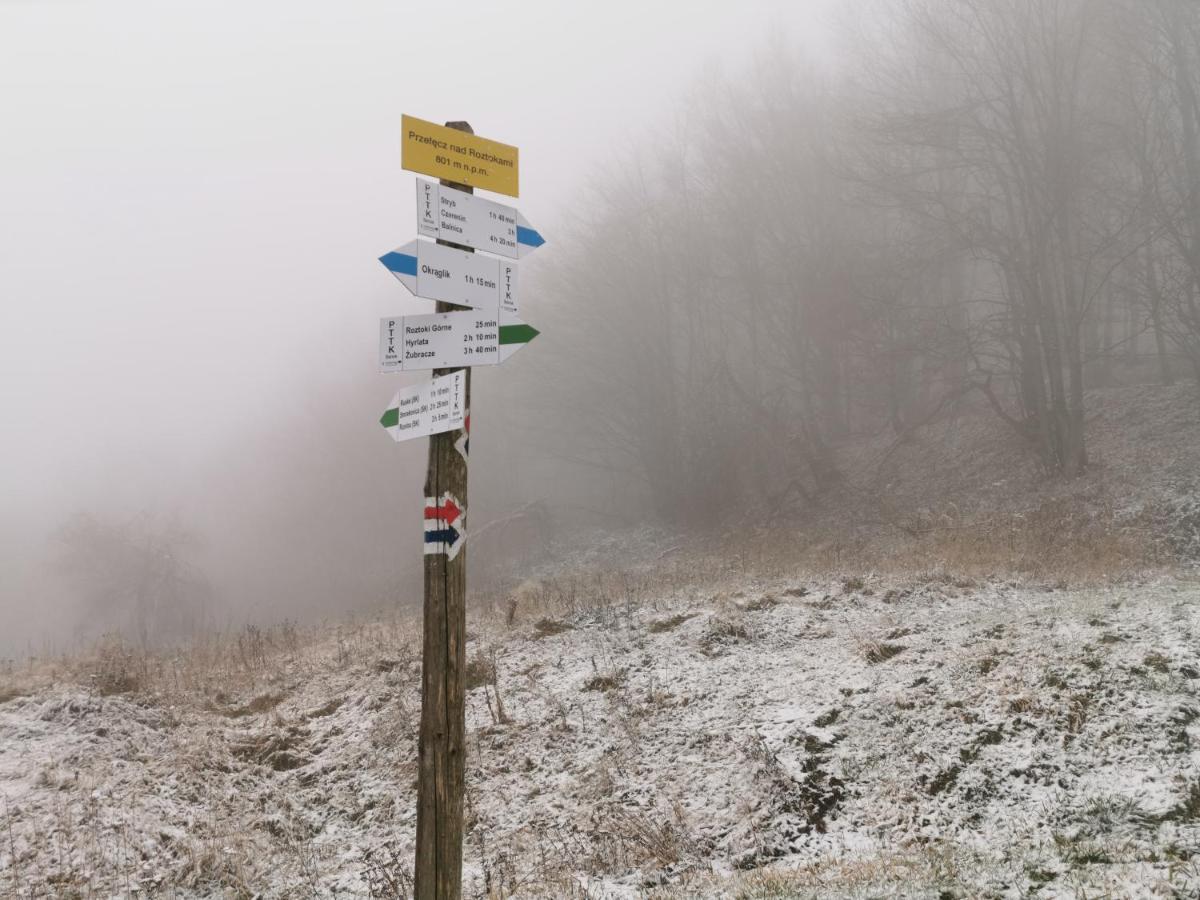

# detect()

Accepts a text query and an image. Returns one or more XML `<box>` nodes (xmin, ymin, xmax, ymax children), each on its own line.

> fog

<box><xmin>12</xmin><ymin>6</ymin><xmax>1200</xmax><ymax>890</ymax></box>
<box><xmin>0</xmin><ymin>0</ymin><xmax>840</xmax><ymax>653</ymax></box>
<box><xmin>7</xmin><ymin>0</ymin><xmax>1200</xmax><ymax>659</ymax></box>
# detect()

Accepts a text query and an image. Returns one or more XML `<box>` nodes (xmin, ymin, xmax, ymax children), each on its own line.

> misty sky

<box><xmin>0</xmin><ymin>0</ymin><xmax>837</xmax><ymax>641</ymax></box>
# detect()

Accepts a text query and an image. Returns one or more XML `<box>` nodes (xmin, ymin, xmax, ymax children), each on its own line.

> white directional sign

<box><xmin>379</xmin><ymin>310</ymin><xmax>539</xmax><ymax>372</ymax></box>
<box><xmin>379</xmin><ymin>239</ymin><xmax>518</xmax><ymax>314</ymax></box>
<box><xmin>379</xmin><ymin>370</ymin><xmax>466</xmax><ymax>442</ymax></box>
<box><xmin>416</xmin><ymin>179</ymin><xmax>545</xmax><ymax>259</ymax></box>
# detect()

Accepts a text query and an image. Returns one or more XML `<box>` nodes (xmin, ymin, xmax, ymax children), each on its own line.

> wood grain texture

<box><xmin>414</xmin><ymin>120</ymin><xmax>474</xmax><ymax>900</ymax></box>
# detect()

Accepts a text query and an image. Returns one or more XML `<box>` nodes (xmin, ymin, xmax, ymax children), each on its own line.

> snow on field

<box><xmin>4</xmin><ymin>567</ymin><xmax>1200</xmax><ymax>898</ymax></box>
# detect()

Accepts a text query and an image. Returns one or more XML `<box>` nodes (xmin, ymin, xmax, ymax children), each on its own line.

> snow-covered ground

<box><xmin>4</xmin><ymin>567</ymin><xmax>1200</xmax><ymax>898</ymax></box>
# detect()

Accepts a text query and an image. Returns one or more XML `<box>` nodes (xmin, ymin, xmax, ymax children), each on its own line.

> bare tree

<box><xmin>855</xmin><ymin>0</ymin><xmax>1145</xmax><ymax>475</ymax></box>
<box><xmin>54</xmin><ymin>511</ymin><xmax>212</xmax><ymax>645</ymax></box>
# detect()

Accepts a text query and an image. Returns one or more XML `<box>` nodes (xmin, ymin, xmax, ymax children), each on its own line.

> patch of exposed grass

<box><xmin>1026</xmin><ymin>867</ymin><xmax>1057</xmax><ymax>885</ymax></box>
<box><xmin>1144</xmin><ymin>651</ymin><xmax>1172</xmax><ymax>673</ymax></box>
<box><xmin>1065</xmin><ymin>691</ymin><xmax>1094</xmax><ymax>739</ymax></box>
<box><xmin>532</xmin><ymin>618</ymin><xmax>573</xmax><ymax>639</ymax></box>
<box><xmin>861</xmin><ymin>641</ymin><xmax>906</xmax><ymax>664</ymax></box>
<box><xmin>207</xmin><ymin>691</ymin><xmax>285</xmax><ymax>718</ymax></box>
<box><xmin>1053</xmin><ymin>832</ymin><xmax>1114</xmax><ymax>867</ymax></box>
<box><xmin>813</xmin><ymin>707</ymin><xmax>841</xmax><ymax>728</ymax></box>
<box><xmin>926</xmin><ymin>765</ymin><xmax>960</xmax><ymax>796</ymax></box>
<box><xmin>648</xmin><ymin>613</ymin><xmax>694</xmax><ymax>634</ymax></box>
<box><xmin>1043</xmin><ymin>670</ymin><xmax>1068</xmax><ymax>690</ymax></box>
<box><xmin>0</xmin><ymin>684</ymin><xmax>26</xmax><ymax>704</ymax></box>
<box><xmin>740</xmin><ymin>594</ymin><xmax>779</xmax><ymax>612</ymax></box>
<box><xmin>1160</xmin><ymin>782</ymin><xmax>1200</xmax><ymax>824</ymax></box>
<box><xmin>90</xmin><ymin>636</ymin><xmax>147</xmax><ymax>695</ymax></box>
<box><xmin>582</xmin><ymin>671</ymin><xmax>625</xmax><ymax>692</ymax></box>
<box><xmin>699</xmin><ymin>617</ymin><xmax>751</xmax><ymax>654</ymax></box>
<box><xmin>464</xmin><ymin>652</ymin><xmax>496</xmax><ymax>690</ymax></box>
<box><xmin>306</xmin><ymin>698</ymin><xmax>342</xmax><ymax>720</ymax></box>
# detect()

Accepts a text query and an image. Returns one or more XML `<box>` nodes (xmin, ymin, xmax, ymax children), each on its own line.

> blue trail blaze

<box><xmin>424</xmin><ymin>527</ymin><xmax>460</xmax><ymax>547</ymax></box>
<box><xmin>516</xmin><ymin>226</ymin><xmax>545</xmax><ymax>248</ymax></box>
<box><xmin>380</xmin><ymin>251</ymin><xmax>418</xmax><ymax>275</ymax></box>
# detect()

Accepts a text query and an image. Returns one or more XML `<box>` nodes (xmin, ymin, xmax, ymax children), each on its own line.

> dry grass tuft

<box><xmin>739</xmin><ymin>594</ymin><xmax>779</xmax><ymax>612</ymax></box>
<box><xmin>531</xmin><ymin>618</ymin><xmax>573</xmax><ymax>639</ymax></box>
<box><xmin>0</xmin><ymin>683</ymin><xmax>27</xmax><ymax>704</ymax></box>
<box><xmin>1144</xmin><ymin>651</ymin><xmax>1172</xmax><ymax>673</ymax></box>
<box><xmin>648</xmin><ymin>613</ymin><xmax>694</xmax><ymax>633</ymax></box>
<box><xmin>582</xmin><ymin>670</ymin><xmax>625</xmax><ymax>692</ymax></box>
<box><xmin>464</xmin><ymin>651</ymin><xmax>496</xmax><ymax>690</ymax></box>
<box><xmin>699</xmin><ymin>616</ymin><xmax>751</xmax><ymax>655</ymax></box>
<box><xmin>860</xmin><ymin>640</ymin><xmax>906</xmax><ymax>664</ymax></box>
<box><xmin>90</xmin><ymin>634</ymin><xmax>148</xmax><ymax>695</ymax></box>
<box><xmin>1008</xmin><ymin>696</ymin><xmax>1036</xmax><ymax>714</ymax></box>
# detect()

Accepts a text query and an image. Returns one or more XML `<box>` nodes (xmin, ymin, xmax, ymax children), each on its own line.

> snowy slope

<box><xmin>3</xmin><ymin>571</ymin><xmax>1200</xmax><ymax>898</ymax></box>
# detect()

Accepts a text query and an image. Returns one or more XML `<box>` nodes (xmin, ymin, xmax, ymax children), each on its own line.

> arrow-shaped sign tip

<box><xmin>379</xmin><ymin>250</ymin><xmax>418</xmax><ymax>277</ymax></box>
<box><xmin>380</xmin><ymin>407</ymin><xmax>399</xmax><ymax>429</ymax></box>
<box><xmin>516</xmin><ymin>225</ymin><xmax>545</xmax><ymax>249</ymax></box>
<box><xmin>499</xmin><ymin>322</ymin><xmax>540</xmax><ymax>346</ymax></box>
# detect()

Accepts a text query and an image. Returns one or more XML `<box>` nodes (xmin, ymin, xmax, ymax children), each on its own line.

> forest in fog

<box><xmin>8</xmin><ymin>0</ymin><xmax>1200</xmax><ymax>650</ymax></box>
<box><xmin>501</xmin><ymin>0</ymin><xmax>1200</xmax><ymax>524</ymax></box>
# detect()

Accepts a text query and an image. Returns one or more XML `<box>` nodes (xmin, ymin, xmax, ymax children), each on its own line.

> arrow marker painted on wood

<box><xmin>379</xmin><ymin>239</ymin><xmax>518</xmax><ymax>314</ymax></box>
<box><xmin>425</xmin><ymin>525</ymin><xmax>461</xmax><ymax>546</ymax></box>
<box><xmin>423</xmin><ymin>497</ymin><xmax>462</xmax><ymax>525</ymax></box>
<box><xmin>379</xmin><ymin>310</ymin><xmax>540</xmax><ymax>372</ymax></box>
<box><xmin>424</xmin><ymin>493</ymin><xmax>465</xmax><ymax>560</ymax></box>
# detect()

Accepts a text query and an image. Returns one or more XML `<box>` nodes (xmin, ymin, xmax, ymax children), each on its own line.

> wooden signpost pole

<box><xmin>415</xmin><ymin>120</ymin><xmax>474</xmax><ymax>900</ymax></box>
<box><xmin>381</xmin><ymin>113</ymin><xmax>533</xmax><ymax>897</ymax></box>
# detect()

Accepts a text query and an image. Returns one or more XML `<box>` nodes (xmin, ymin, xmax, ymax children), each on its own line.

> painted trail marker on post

<box><xmin>424</xmin><ymin>492</ymin><xmax>464</xmax><ymax>561</ymax></box>
<box><xmin>378</xmin><ymin>370</ymin><xmax>466</xmax><ymax>442</ymax></box>
<box><xmin>379</xmin><ymin>239</ymin><xmax>518</xmax><ymax>314</ymax></box>
<box><xmin>417</xmin><ymin>179</ymin><xmax>544</xmax><ymax>259</ymax></box>
<box><xmin>379</xmin><ymin>310</ymin><xmax>539</xmax><ymax>372</ymax></box>
<box><xmin>402</xmin><ymin>114</ymin><xmax>519</xmax><ymax>197</ymax></box>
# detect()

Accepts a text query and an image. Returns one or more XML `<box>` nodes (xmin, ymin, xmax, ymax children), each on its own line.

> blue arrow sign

<box><xmin>380</xmin><ymin>238</ymin><xmax>519</xmax><ymax>314</ymax></box>
<box><xmin>516</xmin><ymin>224</ymin><xmax>545</xmax><ymax>252</ymax></box>
<box><xmin>416</xmin><ymin>179</ymin><xmax>546</xmax><ymax>260</ymax></box>
<box><xmin>380</xmin><ymin>249</ymin><xmax>417</xmax><ymax>276</ymax></box>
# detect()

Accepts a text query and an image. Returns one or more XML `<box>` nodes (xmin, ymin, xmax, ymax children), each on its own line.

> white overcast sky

<box><xmin>0</xmin><ymin>0</ymin><xmax>837</xmax><ymax>536</ymax></box>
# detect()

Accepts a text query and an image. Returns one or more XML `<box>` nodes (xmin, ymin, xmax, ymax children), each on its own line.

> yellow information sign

<box><xmin>401</xmin><ymin>115</ymin><xmax>519</xmax><ymax>198</ymax></box>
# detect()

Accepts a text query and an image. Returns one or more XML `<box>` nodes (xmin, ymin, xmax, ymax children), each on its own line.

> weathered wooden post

<box><xmin>375</xmin><ymin>115</ymin><xmax>540</xmax><ymax>899</ymax></box>
<box><xmin>416</xmin><ymin>119</ymin><xmax>474</xmax><ymax>900</ymax></box>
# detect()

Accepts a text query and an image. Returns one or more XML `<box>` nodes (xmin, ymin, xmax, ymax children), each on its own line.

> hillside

<box><xmin>3</xmin><ymin>383</ymin><xmax>1200</xmax><ymax>898</ymax></box>
<box><xmin>4</xmin><ymin>561</ymin><xmax>1200</xmax><ymax>898</ymax></box>
<box><xmin>732</xmin><ymin>383</ymin><xmax>1200</xmax><ymax>576</ymax></box>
